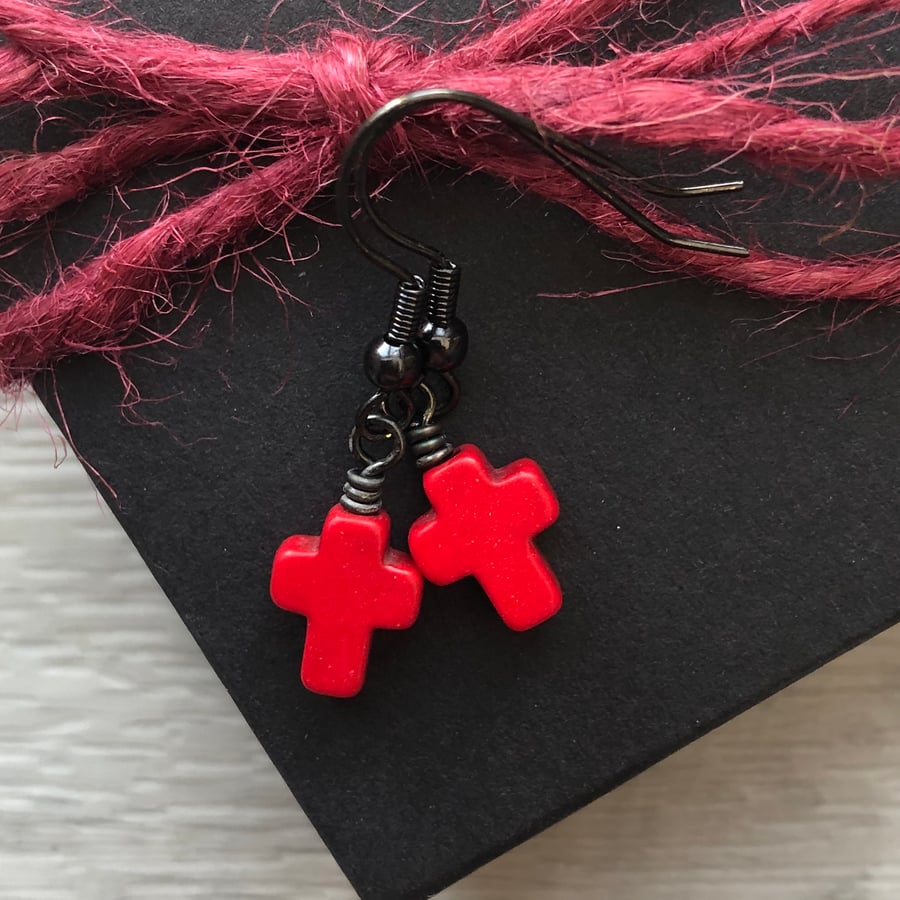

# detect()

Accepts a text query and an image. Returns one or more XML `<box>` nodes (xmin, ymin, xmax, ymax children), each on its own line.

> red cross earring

<box><xmin>273</xmin><ymin>89</ymin><xmax>747</xmax><ymax>697</ymax></box>
<box><xmin>402</xmin><ymin>260</ymin><xmax>564</xmax><ymax>631</ymax></box>
<box><xmin>269</xmin><ymin>276</ymin><xmax>428</xmax><ymax>698</ymax></box>
<box><xmin>404</xmin><ymin>259</ymin><xmax>563</xmax><ymax>632</ymax></box>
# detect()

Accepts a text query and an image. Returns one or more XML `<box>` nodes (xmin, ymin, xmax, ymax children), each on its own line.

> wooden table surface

<box><xmin>2</xmin><ymin>393</ymin><xmax>899</xmax><ymax>900</ymax></box>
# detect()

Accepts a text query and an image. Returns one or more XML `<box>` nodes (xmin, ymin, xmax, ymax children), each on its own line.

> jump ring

<box><xmin>349</xmin><ymin>414</ymin><xmax>407</xmax><ymax>474</ymax></box>
<box><xmin>355</xmin><ymin>390</ymin><xmax>414</xmax><ymax>441</ymax></box>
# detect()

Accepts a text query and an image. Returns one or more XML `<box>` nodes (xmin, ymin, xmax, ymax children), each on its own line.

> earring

<box><xmin>273</xmin><ymin>88</ymin><xmax>748</xmax><ymax>698</ymax></box>
<box><xmin>269</xmin><ymin>276</ymin><xmax>428</xmax><ymax>698</ymax></box>
<box><xmin>403</xmin><ymin>257</ymin><xmax>563</xmax><ymax>632</ymax></box>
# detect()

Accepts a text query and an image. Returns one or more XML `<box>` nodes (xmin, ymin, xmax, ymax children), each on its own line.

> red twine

<box><xmin>0</xmin><ymin>0</ymin><xmax>899</xmax><ymax>391</ymax></box>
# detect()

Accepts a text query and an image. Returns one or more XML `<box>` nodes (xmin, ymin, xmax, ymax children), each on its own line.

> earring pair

<box><xmin>271</xmin><ymin>252</ymin><xmax>562</xmax><ymax>697</ymax></box>
<box><xmin>269</xmin><ymin>89</ymin><xmax>747</xmax><ymax>697</ymax></box>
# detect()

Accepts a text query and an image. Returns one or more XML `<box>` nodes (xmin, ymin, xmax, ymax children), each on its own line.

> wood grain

<box><xmin>2</xmin><ymin>392</ymin><xmax>899</xmax><ymax>900</ymax></box>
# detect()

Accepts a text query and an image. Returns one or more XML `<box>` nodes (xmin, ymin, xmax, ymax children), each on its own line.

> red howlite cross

<box><xmin>408</xmin><ymin>444</ymin><xmax>561</xmax><ymax>631</ymax></box>
<box><xmin>270</xmin><ymin>504</ymin><xmax>423</xmax><ymax>697</ymax></box>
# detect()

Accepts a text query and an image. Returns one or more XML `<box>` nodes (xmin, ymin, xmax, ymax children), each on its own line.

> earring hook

<box><xmin>336</xmin><ymin>88</ymin><xmax>749</xmax><ymax>283</ymax></box>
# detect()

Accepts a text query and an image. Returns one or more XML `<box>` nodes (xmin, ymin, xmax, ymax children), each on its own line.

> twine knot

<box><xmin>310</xmin><ymin>31</ymin><xmax>419</xmax><ymax>138</ymax></box>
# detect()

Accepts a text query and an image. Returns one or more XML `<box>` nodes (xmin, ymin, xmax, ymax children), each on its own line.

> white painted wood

<box><xmin>2</xmin><ymin>391</ymin><xmax>900</xmax><ymax>900</ymax></box>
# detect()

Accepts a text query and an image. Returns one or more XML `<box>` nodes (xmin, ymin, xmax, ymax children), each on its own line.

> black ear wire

<box><xmin>336</xmin><ymin>87</ymin><xmax>748</xmax><ymax>286</ymax></box>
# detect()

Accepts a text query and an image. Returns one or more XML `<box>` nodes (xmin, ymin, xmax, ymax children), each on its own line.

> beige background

<box><xmin>2</xmin><ymin>391</ymin><xmax>899</xmax><ymax>900</ymax></box>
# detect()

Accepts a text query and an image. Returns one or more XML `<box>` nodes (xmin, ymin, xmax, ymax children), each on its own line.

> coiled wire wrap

<box><xmin>341</xmin><ymin>466</ymin><xmax>386</xmax><ymax>514</ymax></box>
<box><xmin>408</xmin><ymin>421</ymin><xmax>455</xmax><ymax>471</ymax></box>
<box><xmin>341</xmin><ymin>413</ymin><xmax>406</xmax><ymax>514</ymax></box>
<box><xmin>386</xmin><ymin>278</ymin><xmax>425</xmax><ymax>344</ymax></box>
<box><xmin>425</xmin><ymin>261</ymin><xmax>460</xmax><ymax>326</ymax></box>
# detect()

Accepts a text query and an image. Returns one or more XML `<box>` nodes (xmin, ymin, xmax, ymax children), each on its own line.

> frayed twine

<box><xmin>0</xmin><ymin>0</ymin><xmax>899</xmax><ymax>395</ymax></box>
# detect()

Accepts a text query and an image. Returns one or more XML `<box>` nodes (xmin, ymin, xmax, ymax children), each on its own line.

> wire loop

<box><xmin>349</xmin><ymin>413</ymin><xmax>407</xmax><ymax>475</ymax></box>
<box><xmin>354</xmin><ymin>390</ymin><xmax>415</xmax><ymax>441</ymax></box>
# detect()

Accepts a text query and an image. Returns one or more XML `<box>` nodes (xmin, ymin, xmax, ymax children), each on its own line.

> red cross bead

<box><xmin>270</xmin><ymin>504</ymin><xmax>423</xmax><ymax>697</ymax></box>
<box><xmin>408</xmin><ymin>444</ymin><xmax>561</xmax><ymax>631</ymax></box>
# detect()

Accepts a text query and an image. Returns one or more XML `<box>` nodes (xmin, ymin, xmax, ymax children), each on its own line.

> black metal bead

<box><xmin>364</xmin><ymin>335</ymin><xmax>424</xmax><ymax>390</ymax></box>
<box><xmin>418</xmin><ymin>318</ymin><xmax>468</xmax><ymax>372</ymax></box>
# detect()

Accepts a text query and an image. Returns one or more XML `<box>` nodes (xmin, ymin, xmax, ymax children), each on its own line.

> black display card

<box><xmin>5</xmin><ymin>1</ymin><xmax>900</xmax><ymax>897</ymax></box>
